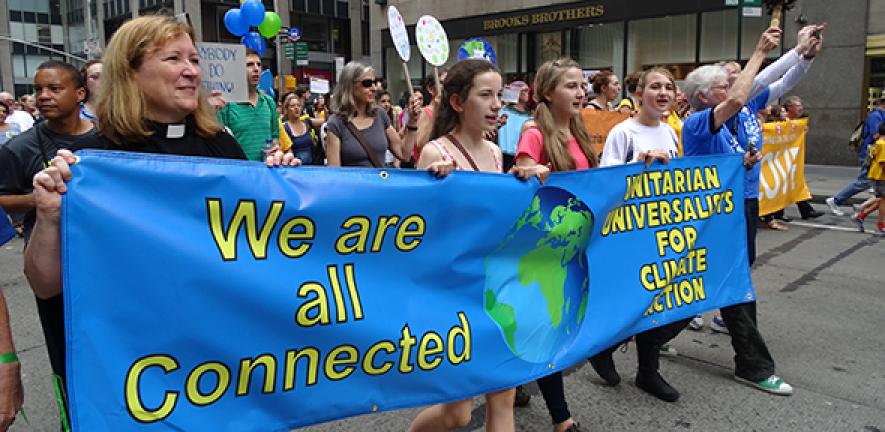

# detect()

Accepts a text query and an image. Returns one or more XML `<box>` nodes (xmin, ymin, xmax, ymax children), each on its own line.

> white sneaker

<box><xmin>710</xmin><ymin>316</ymin><xmax>729</xmax><ymax>334</ymax></box>
<box><xmin>825</xmin><ymin>197</ymin><xmax>845</xmax><ymax>216</ymax></box>
<box><xmin>688</xmin><ymin>315</ymin><xmax>704</xmax><ymax>331</ymax></box>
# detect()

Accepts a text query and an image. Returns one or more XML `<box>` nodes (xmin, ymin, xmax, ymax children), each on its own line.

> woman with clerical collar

<box><xmin>22</xmin><ymin>14</ymin><xmax>299</xmax><ymax>426</ymax></box>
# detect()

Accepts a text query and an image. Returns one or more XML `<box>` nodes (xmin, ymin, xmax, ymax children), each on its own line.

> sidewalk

<box><xmin>804</xmin><ymin>164</ymin><xmax>872</xmax><ymax>205</ymax></box>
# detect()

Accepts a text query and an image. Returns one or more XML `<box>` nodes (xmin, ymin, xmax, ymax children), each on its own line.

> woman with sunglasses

<box><xmin>325</xmin><ymin>62</ymin><xmax>419</xmax><ymax>167</ymax></box>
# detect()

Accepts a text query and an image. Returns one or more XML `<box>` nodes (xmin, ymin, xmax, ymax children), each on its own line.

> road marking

<box><xmin>788</xmin><ymin>221</ymin><xmax>868</xmax><ymax>233</ymax></box>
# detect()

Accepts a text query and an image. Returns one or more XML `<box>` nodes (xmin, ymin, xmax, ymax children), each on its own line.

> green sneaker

<box><xmin>659</xmin><ymin>344</ymin><xmax>678</xmax><ymax>357</ymax></box>
<box><xmin>734</xmin><ymin>374</ymin><xmax>793</xmax><ymax>395</ymax></box>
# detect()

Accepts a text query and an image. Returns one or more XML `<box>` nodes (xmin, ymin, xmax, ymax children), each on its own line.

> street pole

<box><xmin>0</xmin><ymin>35</ymin><xmax>88</xmax><ymax>63</ymax></box>
<box><xmin>274</xmin><ymin>0</ymin><xmax>285</xmax><ymax>100</ymax></box>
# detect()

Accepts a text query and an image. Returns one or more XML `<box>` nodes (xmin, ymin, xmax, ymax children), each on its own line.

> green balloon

<box><xmin>258</xmin><ymin>12</ymin><xmax>282</xmax><ymax>39</ymax></box>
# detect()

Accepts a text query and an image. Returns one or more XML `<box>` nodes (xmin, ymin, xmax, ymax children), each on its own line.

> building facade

<box><xmin>371</xmin><ymin>0</ymin><xmax>880</xmax><ymax>166</ymax></box>
<box><xmin>1</xmin><ymin>0</ymin><xmax>370</xmax><ymax>96</ymax></box>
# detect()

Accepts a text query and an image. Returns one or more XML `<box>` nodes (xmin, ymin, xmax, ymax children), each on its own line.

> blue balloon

<box><xmin>240</xmin><ymin>0</ymin><xmax>266</xmax><ymax>27</ymax></box>
<box><xmin>257</xmin><ymin>70</ymin><xmax>276</xmax><ymax>100</ymax></box>
<box><xmin>242</xmin><ymin>32</ymin><xmax>266</xmax><ymax>56</ymax></box>
<box><xmin>223</xmin><ymin>9</ymin><xmax>248</xmax><ymax>37</ymax></box>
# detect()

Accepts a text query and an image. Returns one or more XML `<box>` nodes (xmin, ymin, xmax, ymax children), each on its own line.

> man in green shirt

<box><xmin>215</xmin><ymin>49</ymin><xmax>279</xmax><ymax>161</ymax></box>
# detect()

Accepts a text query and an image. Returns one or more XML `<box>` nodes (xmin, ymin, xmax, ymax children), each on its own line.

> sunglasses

<box><xmin>355</xmin><ymin>78</ymin><xmax>381</xmax><ymax>88</ymax></box>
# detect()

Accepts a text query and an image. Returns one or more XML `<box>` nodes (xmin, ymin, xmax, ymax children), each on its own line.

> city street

<box><xmin>2</xmin><ymin>201</ymin><xmax>884</xmax><ymax>432</ymax></box>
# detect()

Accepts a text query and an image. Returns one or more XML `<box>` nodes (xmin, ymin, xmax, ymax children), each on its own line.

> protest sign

<box><xmin>197</xmin><ymin>43</ymin><xmax>248</xmax><ymax>102</ymax></box>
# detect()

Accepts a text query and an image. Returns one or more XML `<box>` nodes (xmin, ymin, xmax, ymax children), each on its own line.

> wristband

<box><xmin>406</xmin><ymin>125</ymin><xmax>418</xmax><ymax>131</ymax></box>
<box><xmin>802</xmin><ymin>53</ymin><xmax>815</xmax><ymax>60</ymax></box>
<box><xmin>0</xmin><ymin>352</ymin><xmax>18</xmax><ymax>364</ymax></box>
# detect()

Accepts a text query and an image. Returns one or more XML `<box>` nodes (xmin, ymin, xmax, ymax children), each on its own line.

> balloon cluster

<box><xmin>223</xmin><ymin>0</ymin><xmax>282</xmax><ymax>56</ymax></box>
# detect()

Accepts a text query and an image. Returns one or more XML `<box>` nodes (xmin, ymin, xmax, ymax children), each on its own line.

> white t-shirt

<box><xmin>7</xmin><ymin>110</ymin><xmax>34</xmax><ymax>132</ymax></box>
<box><xmin>600</xmin><ymin>118</ymin><xmax>679</xmax><ymax>167</ymax></box>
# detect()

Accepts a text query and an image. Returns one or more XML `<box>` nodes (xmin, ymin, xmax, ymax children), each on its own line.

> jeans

<box><xmin>833</xmin><ymin>164</ymin><xmax>872</xmax><ymax>206</ymax></box>
<box><xmin>720</xmin><ymin>198</ymin><xmax>775</xmax><ymax>381</ymax></box>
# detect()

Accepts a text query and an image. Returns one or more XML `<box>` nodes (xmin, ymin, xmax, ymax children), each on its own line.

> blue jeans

<box><xmin>833</xmin><ymin>164</ymin><xmax>871</xmax><ymax>206</ymax></box>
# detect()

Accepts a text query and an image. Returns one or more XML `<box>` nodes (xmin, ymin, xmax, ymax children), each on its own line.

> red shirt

<box><xmin>515</xmin><ymin>127</ymin><xmax>591</xmax><ymax>170</ymax></box>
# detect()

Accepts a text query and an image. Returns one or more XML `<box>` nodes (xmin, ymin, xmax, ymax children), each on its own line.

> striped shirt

<box><xmin>217</xmin><ymin>91</ymin><xmax>279</xmax><ymax>161</ymax></box>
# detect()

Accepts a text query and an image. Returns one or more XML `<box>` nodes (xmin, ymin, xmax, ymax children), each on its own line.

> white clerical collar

<box><xmin>166</xmin><ymin>124</ymin><xmax>185</xmax><ymax>139</ymax></box>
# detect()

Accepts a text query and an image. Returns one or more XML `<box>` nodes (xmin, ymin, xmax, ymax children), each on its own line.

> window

<box><xmin>491</xmin><ymin>34</ymin><xmax>519</xmax><ymax>76</ymax></box>
<box><xmin>741</xmin><ymin>15</ymin><xmax>780</xmax><ymax>60</ymax></box>
<box><xmin>701</xmin><ymin>10</ymin><xmax>738</xmax><ymax>63</ymax></box>
<box><xmin>627</xmin><ymin>14</ymin><xmax>696</xmax><ymax>74</ymax></box>
<box><xmin>292</xmin><ymin>0</ymin><xmax>306</xmax><ymax>12</ymax></box>
<box><xmin>535</xmin><ymin>32</ymin><xmax>562</xmax><ymax>64</ymax></box>
<box><xmin>575</xmin><ymin>22</ymin><xmax>625</xmax><ymax>79</ymax></box>
<box><xmin>336</xmin><ymin>0</ymin><xmax>348</xmax><ymax>18</ymax></box>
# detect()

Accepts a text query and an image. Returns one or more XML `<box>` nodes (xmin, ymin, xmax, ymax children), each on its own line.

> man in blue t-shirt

<box><xmin>826</xmin><ymin>97</ymin><xmax>885</xmax><ymax>215</ymax></box>
<box><xmin>681</xmin><ymin>27</ymin><xmax>795</xmax><ymax>397</ymax></box>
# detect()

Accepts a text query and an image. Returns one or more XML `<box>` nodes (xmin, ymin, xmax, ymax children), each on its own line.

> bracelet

<box><xmin>406</xmin><ymin>125</ymin><xmax>418</xmax><ymax>131</ymax></box>
<box><xmin>0</xmin><ymin>352</ymin><xmax>18</xmax><ymax>364</ymax></box>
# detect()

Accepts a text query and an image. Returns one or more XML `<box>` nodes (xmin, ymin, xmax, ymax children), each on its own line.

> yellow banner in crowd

<box><xmin>758</xmin><ymin>118</ymin><xmax>811</xmax><ymax>215</ymax></box>
<box><xmin>581</xmin><ymin>109</ymin><xmax>630</xmax><ymax>157</ymax></box>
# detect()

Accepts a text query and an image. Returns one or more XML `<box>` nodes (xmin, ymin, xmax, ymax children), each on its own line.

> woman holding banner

<box><xmin>512</xmin><ymin>58</ymin><xmax>597</xmax><ymax>432</ymax></box>
<box><xmin>24</xmin><ymin>13</ymin><xmax>283</xmax><ymax>425</ymax></box>
<box><xmin>681</xmin><ymin>26</ymin><xmax>795</xmax><ymax>396</ymax></box>
<box><xmin>324</xmin><ymin>61</ymin><xmax>419</xmax><ymax>167</ymax></box>
<box><xmin>408</xmin><ymin>58</ymin><xmax>533</xmax><ymax>432</ymax></box>
<box><xmin>591</xmin><ymin>68</ymin><xmax>691</xmax><ymax>402</ymax></box>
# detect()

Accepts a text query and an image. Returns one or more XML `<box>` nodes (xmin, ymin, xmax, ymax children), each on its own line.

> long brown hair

<box><xmin>431</xmin><ymin>59</ymin><xmax>500</xmax><ymax>140</ymax></box>
<box><xmin>97</xmin><ymin>14</ymin><xmax>221</xmax><ymax>145</ymax></box>
<box><xmin>532</xmin><ymin>58</ymin><xmax>597</xmax><ymax>171</ymax></box>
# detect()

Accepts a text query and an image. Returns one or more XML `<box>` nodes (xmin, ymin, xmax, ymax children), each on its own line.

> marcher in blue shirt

<box><xmin>682</xmin><ymin>26</ymin><xmax>795</xmax><ymax>396</ymax></box>
<box><xmin>826</xmin><ymin>97</ymin><xmax>885</xmax><ymax>215</ymax></box>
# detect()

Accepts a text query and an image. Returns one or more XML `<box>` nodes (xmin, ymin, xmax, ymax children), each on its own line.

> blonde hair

<box><xmin>96</xmin><ymin>14</ymin><xmax>221</xmax><ymax>145</ymax></box>
<box><xmin>532</xmin><ymin>58</ymin><xmax>598</xmax><ymax>172</ymax></box>
<box><xmin>282</xmin><ymin>93</ymin><xmax>303</xmax><ymax>121</ymax></box>
<box><xmin>330</xmin><ymin>61</ymin><xmax>376</xmax><ymax>119</ymax></box>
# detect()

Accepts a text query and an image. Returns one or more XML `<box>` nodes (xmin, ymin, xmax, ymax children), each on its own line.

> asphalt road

<box><xmin>2</xmin><ymin>202</ymin><xmax>884</xmax><ymax>432</ymax></box>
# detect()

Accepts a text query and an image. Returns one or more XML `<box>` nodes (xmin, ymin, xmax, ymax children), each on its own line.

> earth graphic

<box><xmin>484</xmin><ymin>186</ymin><xmax>594</xmax><ymax>363</ymax></box>
<box><xmin>457</xmin><ymin>38</ymin><xmax>497</xmax><ymax>65</ymax></box>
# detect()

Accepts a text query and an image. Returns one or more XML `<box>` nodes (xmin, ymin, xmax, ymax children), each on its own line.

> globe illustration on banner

<box><xmin>457</xmin><ymin>38</ymin><xmax>496</xmax><ymax>65</ymax></box>
<box><xmin>484</xmin><ymin>186</ymin><xmax>594</xmax><ymax>364</ymax></box>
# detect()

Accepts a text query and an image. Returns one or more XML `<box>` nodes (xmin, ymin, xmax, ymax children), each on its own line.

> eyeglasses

<box><xmin>710</xmin><ymin>83</ymin><xmax>730</xmax><ymax>92</ymax></box>
<box><xmin>355</xmin><ymin>78</ymin><xmax>381</xmax><ymax>88</ymax></box>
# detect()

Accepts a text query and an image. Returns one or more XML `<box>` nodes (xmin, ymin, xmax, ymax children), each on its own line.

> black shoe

<box><xmin>635</xmin><ymin>370</ymin><xmax>680</xmax><ymax>402</ymax></box>
<box><xmin>802</xmin><ymin>210</ymin><xmax>824</xmax><ymax>220</ymax></box>
<box><xmin>588</xmin><ymin>351</ymin><xmax>620</xmax><ymax>386</ymax></box>
<box><xmin>775</xmin><ymin>214</ymin><xmax>793</xmax><ymax>222</ymax></box>
<box><xmin>513</xmin><ymin>384</ymin><xmax>531</xmax><ymax>407</ymax></box>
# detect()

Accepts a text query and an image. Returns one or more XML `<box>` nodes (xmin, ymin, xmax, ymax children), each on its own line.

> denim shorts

<box><xmin>874</xmin><ymin>180</ymin><xmax>885</xmax><ymax>197</ymax></box>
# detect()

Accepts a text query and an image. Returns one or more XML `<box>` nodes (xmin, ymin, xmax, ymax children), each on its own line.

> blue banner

<box><xmin>63</xmin><ymin>151</ymin><xmax>751</xmax><ymax>431</ymax></box>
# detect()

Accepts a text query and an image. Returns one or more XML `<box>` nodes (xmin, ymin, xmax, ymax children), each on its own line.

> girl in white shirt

<box><xmin>591</xmin><ymin>68</ymin><xmax>691</xmax><ymax>403</ymax></box>
<box><xmin>600</xmin><ymin>68</ymin><xmax>679</xmax><ymax>167</ymax></box>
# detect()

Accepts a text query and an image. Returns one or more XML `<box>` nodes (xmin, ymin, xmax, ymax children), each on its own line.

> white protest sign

<box><xmin>415</xmin><ymin>15</ymin><xmax>449</xmax><ymax>66</ymax></box>
<box><xmin>501</xmin><ymin>87</ymin><xmax>520</xmax><ymax>104</ymax></box>
<box><xmin>197</xmin><ymin>42</ymin><xmax>248</xmax><ymax>103</ymax></box>
<box><xmin>310</xmin><ymin>77</ymin><xmax>330</xmax><ymax>95</ymax></box>
<box><xmin>388</xmin><ymin>6</ymin><xmax>410</xmax><ymax>61</ymax></box>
